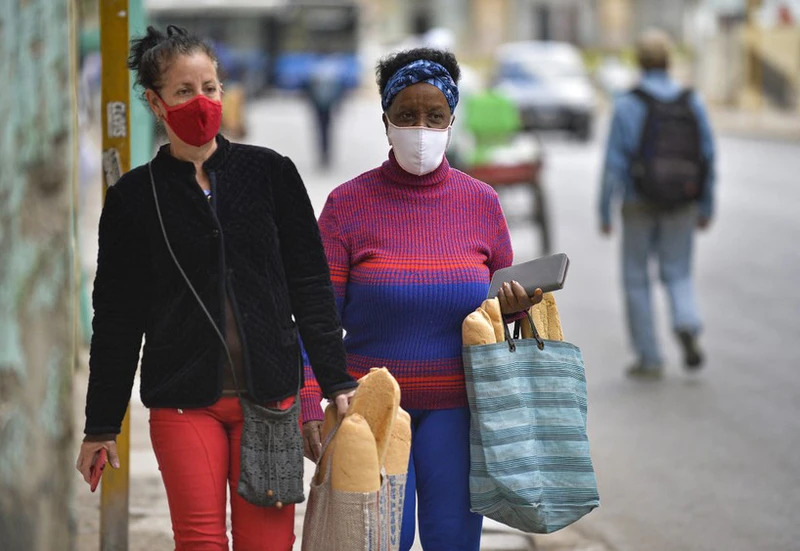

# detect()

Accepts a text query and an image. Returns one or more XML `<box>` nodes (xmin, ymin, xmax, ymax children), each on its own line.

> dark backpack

<box><xmin>631</xmin><ymin>88</ymin><xmax>707</xmax><ymax>209</ymax></box>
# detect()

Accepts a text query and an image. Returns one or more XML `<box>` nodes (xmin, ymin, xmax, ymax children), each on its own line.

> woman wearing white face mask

<box><xmin>300</xmin><ymin>49</ymin><xmax>542</xmax><ymax>550</ymax></box>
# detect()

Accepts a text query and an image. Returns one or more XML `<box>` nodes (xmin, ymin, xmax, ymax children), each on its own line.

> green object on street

<box><xmin>465</xmin><ymin>90</ymin><xmax>521</xmax><ymax>165</ymax></box>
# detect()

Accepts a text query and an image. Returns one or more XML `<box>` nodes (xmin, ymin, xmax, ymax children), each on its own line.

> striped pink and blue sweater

<box><xmin>300</xmin><ymin>152</ymin><xmax>514</xmax><ymax>423</ymax></box>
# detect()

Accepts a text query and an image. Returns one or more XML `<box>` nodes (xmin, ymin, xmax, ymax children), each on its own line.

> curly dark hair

<box><xmin>128</xmin><ymin>25</ymin><xmax>217</xmax><ymax>98</ymax></box>
<box><xmin>375</xmin><ymin>48</ymin><xmax>461</xmax><ymax>96</ymax></box>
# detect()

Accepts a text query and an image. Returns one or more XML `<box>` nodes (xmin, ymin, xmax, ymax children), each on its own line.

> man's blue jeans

<box><xmin>621</xmin><ymin>202</ymin><xmax>702</xmax><ymax>367</ymax></box>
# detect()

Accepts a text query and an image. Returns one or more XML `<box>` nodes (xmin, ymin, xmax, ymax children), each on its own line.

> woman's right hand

<box><xmin>302</xmin><ymin>421</ymin><xmax>323</xmax><ymax>462</ymax></box>
<box><xmin>76</xmin><ymin>440</ymin><xmax>120</xmax><ymax>485</ymax></box>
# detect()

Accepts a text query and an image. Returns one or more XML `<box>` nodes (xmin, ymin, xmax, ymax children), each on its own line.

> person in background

<box><xmin>75</xmin><ymin>25</ymin><xmax>356</xmax><ymax>550</ymax></box>
<box><xmin>304</xmin><ymin>56</ymin><xmax>347</xmax><ymax>168</ymax></box>
<box><xmin>599</xmin><ymin>28</ymin><xmax>716</xmax><ymax>379</ymax></box>
<box><xmin>300</xmin><ymin>47</ymin><xmax>541</xmax><ymax>550</ymax></box>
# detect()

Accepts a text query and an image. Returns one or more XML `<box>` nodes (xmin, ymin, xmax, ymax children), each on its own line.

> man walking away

<box><xmin>599</xmin><ymin>28</ymin><xmax>716</xmax><ymax>379</ymax></box>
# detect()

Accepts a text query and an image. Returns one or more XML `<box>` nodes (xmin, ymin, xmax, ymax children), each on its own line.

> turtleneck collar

<box><xmin>380</xmin><ymin>149</ymin><xmax>450</xmax><ymax>188</ymax></box>
<box><xmin>153</xmin><ymin>134</ymin><xmax>231</xmax><ymax>175</ymax></box>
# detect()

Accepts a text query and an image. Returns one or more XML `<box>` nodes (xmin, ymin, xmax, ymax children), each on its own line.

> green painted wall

<box><xmin>129</xmin><ymin>0</ymin><xmax>154</xmax><ymax>167</ymax></box>
<box><xmin>0</xmin><ymin>0</ymin><xmax>76</xmax><ymax>548</ymax></box>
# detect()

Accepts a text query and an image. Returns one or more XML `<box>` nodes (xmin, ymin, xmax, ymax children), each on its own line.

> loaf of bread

<box><xmin>543</xmin><ymin>292</ymin><xmax>563</xmax><ymax>341</ymax></box>
<box><xmin>383</xmin><ymin>408</ymin><xmax>411</xmax><ymax>476</ymax></box>
<box><xmin>330</xmin><ymin>414</ymin><xmax>381</xmax><ymax>492</ymax></box>
<box><xmin>525</xmin><ymin>302</ymin><xmax>544</xmax><ymax>340</ymax></box>
<box><xmin>345</xmin><ymin>367</ymin><xmax>400</xmax><ymax>468</ymax></box>
<box><xmin>524</xmin><ymin>292</ymin><xmax>563</xmax><ymax>341</ymax></box>
<box><xmin>462</xmin><ymin>308</ymin><xmax>496</xmax><ymax>346</ymax></box>
<box><xmin>480</xmin><ymin>298</ymin><xmax>505</xmax><ymax>342</ymax></box>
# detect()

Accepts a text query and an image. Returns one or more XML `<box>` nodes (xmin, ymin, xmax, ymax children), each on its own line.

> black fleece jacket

<box><xmin>85</xmin><ymin>136</ymin><xmax>356</xmax><ymax>435</ymax></box>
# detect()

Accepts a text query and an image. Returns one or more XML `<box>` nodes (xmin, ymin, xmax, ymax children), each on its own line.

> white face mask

<box><xmin>386</xmin><ymin>120</ymin><xmax>452</xmax><ymax>176</ymax></box>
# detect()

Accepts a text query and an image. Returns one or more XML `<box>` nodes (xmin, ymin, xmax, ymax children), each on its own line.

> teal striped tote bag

<box><xmin>463</xmin><ymin>317</ymin><xmax>599</xmax><ymax>533</ymax></box>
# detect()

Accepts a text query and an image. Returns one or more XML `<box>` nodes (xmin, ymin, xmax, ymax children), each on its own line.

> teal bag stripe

<box><xmin>471</xmin><ymin>392</ymin><xmax>588</xmax><ymax>414</ymax></box>
<box><xmin>463</xmin><ymin>337</ymin><xmax>599</xmax><ymax>534</ymax></box>
<box><xmin>470</xmin><ymin>456</ymin><xmax>595</xmax><ymax>475</ymax></box>
<box><xmin>464</xmin><ymin>362</ymin><xmax>587</xmax><ymax>382</ymax></box>
<box><xmin>469</xmin><ymin>425</ymin><xmax>588</xmax><ymax>446</ymax></box>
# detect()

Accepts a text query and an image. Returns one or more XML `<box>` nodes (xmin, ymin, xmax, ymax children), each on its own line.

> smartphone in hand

<box><xmin>488</xmin><ymin>253</ymin><xmax>570</xmax><ymax>299</ymax></box>
<box><xmin>89</xmin><ymin>448</ymin><xmax>107</xmax><ymax>493</ymax></box>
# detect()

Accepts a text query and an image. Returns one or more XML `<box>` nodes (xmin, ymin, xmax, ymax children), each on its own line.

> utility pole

<box><xmin>99</xmin><ymin>1</ymin><xmax>132</xmax><ymax>549</ymax></box>
<box><xmin>0</xmin><ymin>0</ymin><xmax>78</xmax><ymax>549</ymax></box>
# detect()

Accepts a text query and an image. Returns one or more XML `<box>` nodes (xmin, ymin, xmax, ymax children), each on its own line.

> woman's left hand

<box><xmin>497</xmin><ymin>281</ymin><xmax>543</xmax><ymax>315</ymax></box>
<box><xmin>333</xmin><ymin>389</ymin><xmax>356</xmax><ymax>418</ymax></box>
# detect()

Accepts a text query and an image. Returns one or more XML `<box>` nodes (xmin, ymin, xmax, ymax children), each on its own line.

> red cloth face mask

<box><xmin>159</xmin><ymin>94</ymin><xmax>222</xmax><ymax>147</ymax></box>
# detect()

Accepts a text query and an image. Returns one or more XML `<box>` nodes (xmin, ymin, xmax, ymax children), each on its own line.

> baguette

<box><xmin>384</xmin><ymin>408</ymin><xmax>411</xmax><ymax>476</ymax></box>
<box><xmin>330</xmin><ymin>414</ymin><xmax>381</xmax><ymax>492</ymax></box>
<box><xmin>462</xmin><ymin>308</ymin><xmax>496</xmax><ymax>346</ymax></box>
<box><xmin>524</xmin><ymin>292</ymin><xmax>563</xmax><ymax>341</ymax></box>
<box><xmin>345</xmin><ymin>367</ymin><xmax>400</xmax><ymax>469</ymax></box>
<box><xmin>543</xmin><ymin>292</ymin><xmax>563</xmax><ymax>341</ymax></box>
<box><xmin>480</xmin><ymin>298</ymin><xmax>505</xmax><ymax>342</ymax></box>
<box><xmin>526</xmin><ymin>301</ymin><xmax>546</xmax><ymax>340</ymax></box>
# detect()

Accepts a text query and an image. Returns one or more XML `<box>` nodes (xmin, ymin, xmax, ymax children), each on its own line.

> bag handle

<box><xmin>506</xmin><ymin>310</ymin><xmax>545</xmax><ymax>352</ymax></box>
<box><xmin>315</xmin><ymin>420</ymin><xmax>340</xmax><ymax>467</ymax></box>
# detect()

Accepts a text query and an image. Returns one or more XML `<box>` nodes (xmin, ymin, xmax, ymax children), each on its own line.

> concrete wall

<box><xmin>0</xmin><ymin>0</ymin><xmax>77</xmax><ymax>548</ymax></box>
<box><xmin>699</xmin><ymin>23</ymin><xmax>800</xmax><ymax>110</ymax></box>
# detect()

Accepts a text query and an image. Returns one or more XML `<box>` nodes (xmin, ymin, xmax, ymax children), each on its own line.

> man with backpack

<box><xmin>599</xmin><ymin>29</ymin><xmax>715</xmax><ymax>378</ymax></box>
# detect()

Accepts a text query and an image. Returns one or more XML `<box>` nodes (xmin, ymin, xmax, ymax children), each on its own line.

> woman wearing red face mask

<box><xmin>75</xmin><ymin>25</ymin><xmax>356</xmax><ymax>550</ymax></box>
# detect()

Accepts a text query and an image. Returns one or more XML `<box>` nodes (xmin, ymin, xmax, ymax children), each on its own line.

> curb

<box><xmin>710</xmin><ymin>107</ymin><xmax>800</xmax><ymax>142</ymax></box>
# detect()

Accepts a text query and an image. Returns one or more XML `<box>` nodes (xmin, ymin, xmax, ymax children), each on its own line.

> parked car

<box><xmin>594</xmin><ymin>56</ymin><xmax>638</xmax><ymax>97</ymax></box>
<box><xmin>492</xmin><ymin>41</ymin><xmax>596</xmax><ymax>141</ymax></box>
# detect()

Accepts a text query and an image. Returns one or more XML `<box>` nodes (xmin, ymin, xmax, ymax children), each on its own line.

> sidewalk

<box><xmin>73</xmin><ymin>366</ymin><xmax>608</xmax><ymax>551</ymax></box>
<box><xmin>72</xmin><ymin>94</ymin><xmax>612</xmax><ymax>550</ymax></box>
<box><xmin>710</xmin><ymin>106</ymin><xmax>800</xmax><ymax>142</ymax></box>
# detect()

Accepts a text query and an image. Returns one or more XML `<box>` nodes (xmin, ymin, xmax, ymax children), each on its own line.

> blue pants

<box><xmin>621</xmin><ymin>203</ymin><xmax>702</xmax><ymax>366</ymax></box>
<box><xmin>400</xmin><ymin>407</ymin><xmax>482</xmax><ymax>551</ymax></box>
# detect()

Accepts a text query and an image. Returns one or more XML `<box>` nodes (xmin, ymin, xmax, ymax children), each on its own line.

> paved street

<box><xmin>74</xmin><ymin>92</ymin><xmax>799</xmax><ymax>550</ymax></box>
<box><xmin>528</xmin><ymin>119</ymin><xmax>800</xmax><ymax>551</ymax></box>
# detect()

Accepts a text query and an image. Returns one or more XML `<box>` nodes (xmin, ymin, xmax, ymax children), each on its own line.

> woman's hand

<box><xmin>302</xmin><ymin>421</ymin><xmax>323</xmax><ymax>462</ymax></box>
<box><xmin>333</xmin><ymin>389</ymin><xmax>356</xmax><ymax>418</ymax></box>
<box><xmin>497</xmin><ymin>281</ymin><xmax>543</xmax><ymax>315</ymax></box>
<box><xmin>76</xmin><ymin>440</ymin><xmax>120</xmax><ymax>485</ymax></box>
<box><xmin>303</xmin><ymin>389</ymin><xmax>356</xmax><ymax>461</ymax></box>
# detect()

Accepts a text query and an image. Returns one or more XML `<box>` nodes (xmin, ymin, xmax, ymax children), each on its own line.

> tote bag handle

<box><xmin>507</xmin><ymin>310</ymin><xmax>544</xmax><ymax>351</ymax></box>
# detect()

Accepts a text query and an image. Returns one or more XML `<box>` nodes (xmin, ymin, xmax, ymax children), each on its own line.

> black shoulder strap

<box><xmin>677</xmin><ymin>88</ymin><xmax>694</xmax><ymax>105</ymax></box>
<box><xmin>631</xmin><ymin>87</ymin><xmax>656</xmax><ymax>105</ymax></box>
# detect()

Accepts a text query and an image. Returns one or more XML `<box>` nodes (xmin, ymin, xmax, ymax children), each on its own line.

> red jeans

<box><xmin>149</xmin><ymin>396</ymin><xmax>296</xmax><ymax>551</ymax></box>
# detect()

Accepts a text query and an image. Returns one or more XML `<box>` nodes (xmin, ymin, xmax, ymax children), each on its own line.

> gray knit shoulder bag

<box><xmin>149</xmin><ymin>162</ymin><xmax>304</xmax><ymax>508</ymax></box>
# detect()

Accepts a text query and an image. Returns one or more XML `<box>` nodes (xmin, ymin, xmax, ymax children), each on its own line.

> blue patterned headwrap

<box><xmin>381</xmin><ymin>59</ymin><xmax>459</xmax><ymax>114</ymax></box>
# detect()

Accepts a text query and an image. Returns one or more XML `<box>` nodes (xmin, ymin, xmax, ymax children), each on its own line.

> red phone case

<box><xmin>89</xmin><ymin>448</ymin><xmax>107</xmax><ymax>492</ymax></box>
